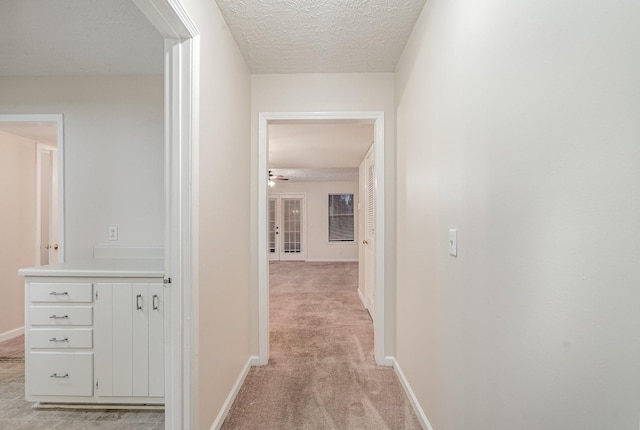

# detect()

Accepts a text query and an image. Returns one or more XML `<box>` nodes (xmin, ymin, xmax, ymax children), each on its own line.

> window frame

<box><xmin>328</xmin><ymin>193</ymin><xmax>355</xmax><ymax>243</ymax></box>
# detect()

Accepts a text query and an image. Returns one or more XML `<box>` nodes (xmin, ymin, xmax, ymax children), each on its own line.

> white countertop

<box><xmin>18</xmin><ymin>258</ymin><xmax>165</xmax><ymax>278</ymax></box>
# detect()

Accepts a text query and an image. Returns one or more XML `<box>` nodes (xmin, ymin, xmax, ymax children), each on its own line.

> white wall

<box><xmin>0</xmin><ymin>77</ymin><xmax>164</xmax><ymax>261</ymax></box>
<box><xmin>178</xmin><ymin>1</ymin><xmax>252</xmax><ymax>428</ymax></box>
<box><xmin>251</xmin><ymin>72</ymin><xmax>396</xmax><ymax>356</ymax></box>
<box><xmin>270</xmin><ymin>181</ymin><xmax>359</xmax><ymax>261</ymax></box>
<box><xmin>394</xmin><ymin>1</ymin><xmax>640</xmax><ymax>429</ymax></box>
<box><xmin>0</xmin><ymin>131</ymin><xmax>35</xmax><ymax>336</ymax></box>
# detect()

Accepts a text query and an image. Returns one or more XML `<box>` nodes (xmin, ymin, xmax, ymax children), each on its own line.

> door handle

<box><xmin>153</xmin><ymin>294</ymin><xmax>159</xmax><ymax>311</ymax></box>
<box><xmin>136</xmin><ymin>294</ymin><xmax>143</xmax><ymax>310</ymax></box>
<box><xmin>362</xmin><ymin>239</ymin><xmax>368</xmax><ymax>245</ymax></box>
<box><xmin>54</xmin><ymin>243</ymin><xmax>59</xmax><ymax>250</ymax></box>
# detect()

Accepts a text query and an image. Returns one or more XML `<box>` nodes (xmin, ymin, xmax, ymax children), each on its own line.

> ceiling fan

<box><xmin>268</xmin><ymin>170</ymin><xmax>289</xmax><ymax>181</ymax></box>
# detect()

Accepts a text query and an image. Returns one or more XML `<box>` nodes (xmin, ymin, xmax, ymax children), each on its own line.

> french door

<box><xmin>269</xmin><ymin>194</ymin><xmax>306</xmax><ymax>261</ymax></box>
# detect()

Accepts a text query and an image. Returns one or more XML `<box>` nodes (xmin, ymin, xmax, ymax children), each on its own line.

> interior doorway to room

<box><xmin>0</xmin><ymin>115</ymin><xmax>64</xmax><ymax>268</ymax></box>
<box><xmin>258</xmin><ymin>112</ymin><xmax>388</xmax><ymax>366</ymax></box>
<box><xmin>0</xmin><ymin>115</ymin><xmax>63</xmax><ymax>350</ymax></box>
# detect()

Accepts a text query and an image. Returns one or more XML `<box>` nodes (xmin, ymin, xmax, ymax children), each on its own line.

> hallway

<box><xmin>222</xmin><ymin>262</ymin><xmax>420</xmax><ymax>429</ymax></box>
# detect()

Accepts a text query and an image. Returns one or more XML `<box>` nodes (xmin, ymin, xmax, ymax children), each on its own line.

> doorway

<box><xmin>0</xmin><ymin>115</ymin><xmax>64</xmax><ymax>341</ymax></box>
<box><xmin>258</xmin><ymin>111</ymin><xmax>388</xmax><ymax>366</ymax></box>
<box><xmin>0</xmin><ymin>115</ymin><xmax>64</xmax><ymax>268</ymax></box>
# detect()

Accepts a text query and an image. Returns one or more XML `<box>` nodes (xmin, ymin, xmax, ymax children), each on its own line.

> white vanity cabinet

<box><xmin>20</xmin><ymin>259</ymin><xmax>165</xmax><ymax>406</ymax></box>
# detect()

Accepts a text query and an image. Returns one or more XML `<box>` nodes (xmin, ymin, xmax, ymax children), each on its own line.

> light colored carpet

<box><xmin>0</xmin><ymin>362</ymin><xmax>164</xmax><ymax>429</ymax></box>
<box><xmin>222</xmin><ymin>261</ymin><xmax>421</xmax><ymax>430</ymax></box>
<box><xmin>0</xmin><ymin>335</ymin><xmax>24</xmax><ymax>362</ymax></box>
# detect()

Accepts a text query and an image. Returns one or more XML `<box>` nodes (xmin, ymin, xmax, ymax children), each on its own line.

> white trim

<box><xmin>209</xmin><ymin>356</ymin><xmax>257</xmax><ymax>430</ymax></box>
<box><xmin>305</xmin><ymin>258</ymin><xmax>359</xmax><ymax>263</ymax></box>
<box><xmin>0</xmin><ymin>114</ymin><xmax>65</xmax><ymax>263</ymax></box>
<box><xmin>357</xmin><ymin>287</ymin><xmax>367</xmax><ymax>308</ymax></box>
<box><xmin>257</xmin><ymin>114</ymin><xmax>269</xmax><ymax>365</ymax></box>
<box><xmin>258</xmin><ymin>111</ymin><xmax>387</xmax><ymax>366</ymax></box>
<box><xmin>392</xmin><ymin>357</ymin><xmax>434</xmax><ymax>430</ymax></box>
<box><xmin>132</xmin><ymin>1</ymin><xmax>199</xmax><ymax>429</ymax></box>
<box><xmin>0</xmin><ymin>326</ymin><xmax>24</xmax><ymax>343</ymax></box>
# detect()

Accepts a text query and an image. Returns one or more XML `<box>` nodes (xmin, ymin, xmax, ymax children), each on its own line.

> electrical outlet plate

<box><xmin>108</xmin><ymin>226</ymin><xmax>118</xmax><ymax>241</ymax></box>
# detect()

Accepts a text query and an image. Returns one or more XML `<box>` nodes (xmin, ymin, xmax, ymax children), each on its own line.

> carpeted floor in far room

<box><xmin>222</xmin><ymin>261</ymin><xmax>421</xmax><ymax>430</ymax></box>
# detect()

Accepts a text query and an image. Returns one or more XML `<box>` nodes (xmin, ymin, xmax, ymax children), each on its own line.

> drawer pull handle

<box><xmin>153</xmin><ymin>294</ymin><xmax>159</xmax><ymax>311</ymax></box>
<box><xmin>49</xmin><ymin>337</ymin><xmax>69</xmax><ymax>343</ymax></box>
<box><xmin>50</xmin><ymin>373</ymin><xmax>69</xmax><ymax>379</ymax></box>
<box><xmin>136</xmin><ymin>294</ymin><xmax>143</xmax><ymax>310</ymax></box>
<box><xmin>49</xmin><ymin>291</ymin><xmax>69</xmax><ymax>296</ymax></box>
<box><xmin>49</xmin><ymin>315</ymin><xmax>69</xmax><ymax>320</ymax></box>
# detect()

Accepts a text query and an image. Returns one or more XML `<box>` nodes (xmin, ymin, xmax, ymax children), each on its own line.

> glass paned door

<box><xmin>282</xmin><ymin>198</ymin><xmax>302</xmax><ymax>255</ymax></box>
<box><xmin>268</xmin><ymin>194</ymin><xmax>305</xmax><ymax>261</ymax></box>
<box><xmin>269</xmin><ymin>198</ymin><xmax>278</xmax><ymax>260</ymax></box>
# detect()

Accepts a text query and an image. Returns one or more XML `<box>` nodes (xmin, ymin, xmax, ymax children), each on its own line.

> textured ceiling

<box><xmin>215</xmin><ymin>0</ymin><xmax>427</xmax><ymax>73</ymax></box>
<box><xmin>0</xmin><ymin>0</ymin><xmax>426</xmax><ymax>76</ymax></box>
<box><xmin>269</xmin><ymin>123</ymin><xmax>373</xmax><ymax>182</ymax></box>
<box><xmin>0</xmin><ymin>0</ymin><xmax>163</xmax><ymax>76</ymax></box>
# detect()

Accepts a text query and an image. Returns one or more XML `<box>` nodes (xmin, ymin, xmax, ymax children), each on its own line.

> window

<box><xmin>328</xmin><ymin>194</ymin><xmax>354</xmax><ymax>242</ymax></box>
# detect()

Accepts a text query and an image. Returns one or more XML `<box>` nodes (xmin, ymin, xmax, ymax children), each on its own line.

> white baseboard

<box><xmin>357</xmin><ymin>288</ymin><xmax>367</xmax><ymax>308</ymax></box>
<box><xmin>210</xmin><ymin>355</ymin><xmax>258</xmax><ymax>430</ymax></box>
<box><xmin>392</xmin><ymin>357</ymin><xmax>435</xmax><ymax>430</ymax></box>
<box><xmin>0</xmin><ymin>326</ymin><xmax>24</xmax><ymax>342</ymax></box>
<box><xmin>250</xmin><ymin>355</ymin><xmax>266</xmax><ymax>366</ymax></box>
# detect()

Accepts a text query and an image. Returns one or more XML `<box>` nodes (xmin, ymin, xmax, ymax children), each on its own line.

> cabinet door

<box><xmin>95</xmin><ymin>283</ymin><xmax>114</xmax><ymax>396</ymax></box>
<box><xmin>148</xmin><ymin>284</ymin><xmax>164</xmax><ymax>397</ymax></box>
<box><xmin>131</xmin><ymin>284</ymin><xmax>149</xmax><ymax>397</ymax></box>
<box><xmin>94</xmin><ymin>282</ymin><xmax>163</xmax><ymax>399</ymax></box>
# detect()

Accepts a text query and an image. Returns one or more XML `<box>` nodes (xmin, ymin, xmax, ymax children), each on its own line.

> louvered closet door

<box><xmin>364</xmin><ymin>144</ymin><xmax>376</xmax><ymax>318</ymax></box>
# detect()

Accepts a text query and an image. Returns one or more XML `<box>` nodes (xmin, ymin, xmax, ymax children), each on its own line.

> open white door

<box><xmin>36</xmin><ymin>143</ymin><xmax>59</xmax><ymax>265</ymax></box>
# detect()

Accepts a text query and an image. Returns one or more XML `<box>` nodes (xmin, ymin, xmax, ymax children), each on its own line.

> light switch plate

<box><xmin>108</xmin><ymin>226</ymin><xmax>118</xmax><ymax>241</ymax></box>
<box><xmin>449</xmin><ymin>229</ymin><xmax>457</xmax><ymax>256</ymax></box>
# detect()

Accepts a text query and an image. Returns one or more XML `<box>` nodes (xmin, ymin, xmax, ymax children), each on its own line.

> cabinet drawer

<box><xmin>30</xmin><ymin>328</ymin><xmax>93</xmax><ymax>349</ymax></box>
<box><xmin>30</xmin><ymin>283</ymin><xmax>93</xmax><ymax>303</ymax></box>
<box><xmin>30</xmin><ymin>307</ymin><xmax>93</xmax><ymax>326</ymax></box>
<box><xmin>30</xmin><ymin>352</ymin><xmax>93</xmax><ymax>397</ymax></box>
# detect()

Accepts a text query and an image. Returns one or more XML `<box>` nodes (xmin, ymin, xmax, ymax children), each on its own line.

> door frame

<box><xmin>132</xmin><ymin>1</ymin><xmax>199</xmax><ymax>429</ymax></box>
<box><xmin>0</xmin><ymin>114</ymin><xmax>65</xmax><ymax>263</ymax></box>
<box><xmin>257</xmin><ymin>111</ymin><xmax>389</xmax><ymax>366</ymax></box>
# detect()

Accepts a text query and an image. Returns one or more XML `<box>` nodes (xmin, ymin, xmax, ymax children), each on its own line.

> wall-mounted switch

<box><xmin>449</xmin><ymin>229</ymin><xmax>457</xmax><ymax>257</ymax></box>
<box><xmin>108</xmin><ymin>226</ymin><xmax>118</xmax><ymax>241</ymax></box>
